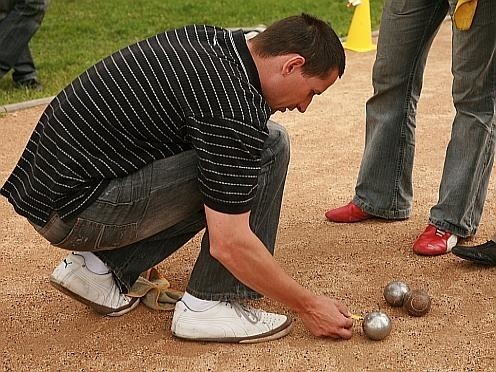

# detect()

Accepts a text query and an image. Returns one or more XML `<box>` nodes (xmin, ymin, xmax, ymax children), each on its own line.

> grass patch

<box><xmin>0</xmin><ymin>0</ymin><xmax>383</xmax><ymax>106</ymax></box>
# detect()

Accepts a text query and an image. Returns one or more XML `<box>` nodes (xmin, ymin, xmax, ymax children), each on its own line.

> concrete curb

<box><xmin>1</xmin><ymin>96</ymin><xmax>54</xmax><ymax>113</ymax></box>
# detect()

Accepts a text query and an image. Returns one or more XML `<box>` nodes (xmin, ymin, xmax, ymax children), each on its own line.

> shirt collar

<box><xmin>232</xmin><ymin>30</ymin><xmax>262</xmax><ymax>94</ymax></box>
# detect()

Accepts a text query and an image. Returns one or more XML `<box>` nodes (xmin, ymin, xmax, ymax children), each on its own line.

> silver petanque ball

<box><xmin>383</xmin><ymin>280</ymin><xmax>410</xmax><ymax>307</ymax></box>
<box><xmin>362</xmin><ymin>311</ymin><xmax>392</xmax><ymax>341</ymax></box>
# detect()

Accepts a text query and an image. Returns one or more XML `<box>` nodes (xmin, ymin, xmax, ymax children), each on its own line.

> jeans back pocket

<box><xmin>53</xmin><ymin>218</ymin><xmax>138</xmax><ymax>251</ymax></box>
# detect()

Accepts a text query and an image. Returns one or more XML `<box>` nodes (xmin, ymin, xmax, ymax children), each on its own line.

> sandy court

<box><xmin>1</xmin><ymin>19</ymin><xmax>495</xmax><ymax>371</ymax></box>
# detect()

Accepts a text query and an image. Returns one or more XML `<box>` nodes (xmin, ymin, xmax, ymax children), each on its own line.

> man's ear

<box><xmin>282</xmin><ymin>55</ymin><xmax>305</xmax><ymax>76</ymax></box>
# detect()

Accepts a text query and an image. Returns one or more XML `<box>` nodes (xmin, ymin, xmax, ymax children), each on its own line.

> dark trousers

<box><xmin>0</xmin><ymin>0</ymin><xmax>48</xmax><ymax>82</ymax></box>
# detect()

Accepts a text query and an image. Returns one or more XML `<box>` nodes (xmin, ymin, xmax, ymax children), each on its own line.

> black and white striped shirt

<box><xmin>1</xmin><ymin>25</ymin><xmax>271</xmax><ymax>226</ymax></box>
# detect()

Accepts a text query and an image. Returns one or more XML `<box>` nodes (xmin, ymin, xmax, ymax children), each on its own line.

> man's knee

<box><xmin>266</xmin><ymin>120</ymin><xmax>290</xmax><ymax>166</ymax></box>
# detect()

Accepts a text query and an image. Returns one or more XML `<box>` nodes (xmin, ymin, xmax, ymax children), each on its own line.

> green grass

<box><xmin>0</xmin><ymin>0</ymin><xmax>383</xmax><ymax>106</ymax></box>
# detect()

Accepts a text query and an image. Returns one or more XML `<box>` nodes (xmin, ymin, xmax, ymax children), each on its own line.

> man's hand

<box><xmin>205</xmin><ymin>205</ymin><xmax>354</xmax><ymax>340</ymax></box>
<box><xmin>298</xmin><ymin>295</ymin><xmax>353</xmax><ymax>339</ymax></box>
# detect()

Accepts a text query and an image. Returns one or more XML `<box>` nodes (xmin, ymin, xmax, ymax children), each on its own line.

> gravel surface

<box><xmin>1</xmin><ymin>20</ymin><xmax>495</xmax><ymax>371</ymax></box>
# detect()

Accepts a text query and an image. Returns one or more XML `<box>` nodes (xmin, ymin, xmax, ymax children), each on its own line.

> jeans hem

<box><xmin>112</xmin><ymin>271</ymin><xmax>131</xmax><ymax>294</ymax></box>
<box><xmin>92</xmin><ymin>253</ymin><xmax>131</xmax><ymax>294</ymax></box>
<box><xmin>186</xmin><ymin>287</ymin><xmax>263</xmax><ymax>302</ymax></box>
<box><xmin>13</xmin><ymin>73</ymin><xmax>37</xmax><ymax>83</ymax></box>
<box><xmin>353</xmin><ymin>196</ymin><xmax>411</xmax><ymax>220</ymax></box>
<box><xmin>428</xmin><ymin>218</ymin><xmax>474</xmax><ymax>238</ymax></box>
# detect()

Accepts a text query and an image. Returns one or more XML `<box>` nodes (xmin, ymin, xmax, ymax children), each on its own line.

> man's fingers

<box><xmin>340</xmin><ymin>313</ymin><xmax>354</xmax><ymax>329</ymax></box>
<box><xmin>334</xmin><ymin>300</ymin><xmax>351</xmax><ymax>317</ymax></box>
<box><xmin>326</xmin><ymin>326</ymin><xmax>354</xmax><ymax>340</ymax></box>
<box><xmin>337</xmin><ymin>327</ymin><xmax>353</xmax><ymax>340</ymax></box>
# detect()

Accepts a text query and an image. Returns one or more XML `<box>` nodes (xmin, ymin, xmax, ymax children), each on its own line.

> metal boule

<box><xmin>383</xmin><ymin>280</ymin><xmax>410</xmax><ymax>307</ymax></box>
<box><xmin>362</xmin><ymin>311</ymin><xmax>392</xmax><ymax>341</ymax></box>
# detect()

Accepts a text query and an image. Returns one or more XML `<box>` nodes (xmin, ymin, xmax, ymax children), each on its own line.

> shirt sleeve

<box><xmin>185</xmin><ymin>115</ymin><xmax>268</xmax><ymax>214</ymax></box>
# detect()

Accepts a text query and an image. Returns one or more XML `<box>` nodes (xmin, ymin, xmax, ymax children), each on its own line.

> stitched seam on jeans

<box><xmin>393</xmin><ymin>2</ymin><xmax>448</xmax><ymax>210</ymax></box>
<box><xmin>456</xmin><ymin>44</ymin><xmax>496</xmax><ymax>235</ymax></box>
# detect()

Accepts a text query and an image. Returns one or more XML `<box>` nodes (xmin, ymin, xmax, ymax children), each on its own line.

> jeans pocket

<box><xmin>98</xmin><ymin>163</ymin><xmax>152</xmax><ymax>204</ymax></box>
<box><xmin>53</xmin><ymin>218</ymin><xmax>138</xmax><ymax>251</ymax></box>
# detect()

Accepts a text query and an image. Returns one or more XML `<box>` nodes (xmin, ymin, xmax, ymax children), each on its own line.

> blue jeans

<box><xmin>33</xmin><ymin>121</ymin><xmax>290</xmax><ymax>301</ymax></box>
<box><xmin>0</xmin><ymin>0</ymin><xmax>48</xmax><ymax>82</ymax></box>
<box><xmin>353</xmin><ymin>0</ymin><xmax>496</xmax><ymax>237</ymax></box>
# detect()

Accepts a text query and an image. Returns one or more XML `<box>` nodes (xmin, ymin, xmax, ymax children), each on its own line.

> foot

<box><xmin>412</xmin><ymin>225</ymin><xmax>458</xmax><ymax>256</ymax></box>
<box><xmin>171</xmin><ymin>300</ymin><xmax>293</xmax><ymax>344</ymax></box>
<box><xmin>452</xmin><ymin>240</ymin><xmax>496</xmax><ymax>265</ymax></box>
<box><xmin>15</xmin><ymin>78</ymin><xmax>43</xmax><ymax>91</ymax></box>
<box><xmin>325</xmin><ymin>202</ymin><xmax>371</xmax><ymax>223</ymax></box>
<box><xmin>49</xmin><ymin>252</ymin><xmax>139</xmax><ymax>316</ymax></box>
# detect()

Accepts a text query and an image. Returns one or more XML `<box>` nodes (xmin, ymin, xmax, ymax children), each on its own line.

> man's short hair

<box><xmin>250</xmin><ymin>13</ymin><xmax>345</xmax><ymax>78</ymax></box>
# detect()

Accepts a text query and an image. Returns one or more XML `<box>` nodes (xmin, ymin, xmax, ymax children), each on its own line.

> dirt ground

<box><xmin>1</xmin><ymin>20</ymin><xmax>495</xmax><ymax>371</ymax></box>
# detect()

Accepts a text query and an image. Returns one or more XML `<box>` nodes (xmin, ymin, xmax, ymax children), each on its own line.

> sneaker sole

<box><xmin>173</xmin><ymin>317</ymin><xmax>294</xmax><ymax>344</ymax></box>
<box><xmin>49</xmin><ymin>278</ymin><xmax>139</xmax><ymax>316</ymax></box>
<box><xmin>239</xmin><ymin>320</ymin><xmax>294</xmax><ymax>344</ymax></box>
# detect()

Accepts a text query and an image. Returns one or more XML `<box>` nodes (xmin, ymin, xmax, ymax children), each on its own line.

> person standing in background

<box><xmin>325</xmin><ymin>0</ymin><xmax>496</xmax><ymax>256</ymax></box>
<box><xmin>0</xmin><ymin>0</ymin><xmax>49</xmax><ymax>90</ymax></box>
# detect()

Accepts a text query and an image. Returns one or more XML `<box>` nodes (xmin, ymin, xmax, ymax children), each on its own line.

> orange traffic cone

<box><xmin>344</xmin><ymin>0</ymin><xmax>376</xmax><ymax>52</ymax></box>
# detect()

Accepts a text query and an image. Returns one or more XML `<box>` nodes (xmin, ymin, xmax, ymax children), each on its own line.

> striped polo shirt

<box><xmin>1</xmin><ymin>25</ymin><xmax>271</xmax><ymax>227</ymax></box>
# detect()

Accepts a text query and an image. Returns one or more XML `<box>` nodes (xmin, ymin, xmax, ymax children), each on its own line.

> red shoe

<box><xmin>412</xmin><ymin>224</ymin><xmax>458</xmax><ymax>256</ymax></box>
<box><xmin>325</xmin><ymin>202</ymin><xmax>371</xmax><ymax>223</ymax></box>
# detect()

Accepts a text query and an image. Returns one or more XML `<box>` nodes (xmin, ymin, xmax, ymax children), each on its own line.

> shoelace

<box><xmin>228</xmin><ymin>302</ymin><xmax>262</xmax><ymax>324</ymax></box>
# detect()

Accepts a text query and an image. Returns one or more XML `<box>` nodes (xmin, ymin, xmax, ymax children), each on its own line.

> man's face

<box><xmin>264</xmin><ymin>63</ymin><xmax>340</xmax><ymax>114</ymax></box>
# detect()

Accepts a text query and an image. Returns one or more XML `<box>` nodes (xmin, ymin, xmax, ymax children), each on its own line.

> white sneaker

<box><xmin>171</xmin><ymin>300</ymin><xmax>293</xmax><ymax>344</ymax></box>
<box><xmin>49</xmin><ymin>253</ymin><xmax>139</xmax><ymax>316</ymax></box>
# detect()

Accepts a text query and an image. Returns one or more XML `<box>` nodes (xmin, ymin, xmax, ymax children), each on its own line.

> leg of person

<box><xmin>0</xmin><ymin>0</ymin><xmax>15</xmax><ymax>78</ymax></box>
<box><xmin>172</xmin><ymin>120</ymin><xmax>293</xmax><ymax>343</ymax></box>
<box><xmin>38</xmin><ymin>150</ymin><xmax>206</xmax><ymax>316</ymax></box>
<box><xmin>12</xmin><ymin>45</ymin><xmax>42</xmax><ymax>90</ymax></box>
<box><xmin>0</xmin><ymin>0</ymin><xmax>46</xmax><ymax>81</ymax></box>
<box><xmin>415</xmin><ymin>0</ymin><xmax>496</xmax><ymax>255</ymax></box>
<box><xmin>187</xmin><ymin>121</ymin><xmax>290</xmax><ymax>300</ymax></box>
<box><xmin>326</xmin><ymin>0</ymin><xmax>449</xmax><ymax>222</ymax></box>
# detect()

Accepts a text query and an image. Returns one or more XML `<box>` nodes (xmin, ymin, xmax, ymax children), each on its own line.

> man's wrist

<box><xmin>290</xmin><ymin>290</ymin><xmax>317</xmax><ymax>314</ymax></box>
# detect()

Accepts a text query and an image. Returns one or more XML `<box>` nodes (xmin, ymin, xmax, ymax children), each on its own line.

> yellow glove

<box><xmin>454</xmin><ymin>0</ymin><xmax>478</xmax><ymax>30</ymax></box>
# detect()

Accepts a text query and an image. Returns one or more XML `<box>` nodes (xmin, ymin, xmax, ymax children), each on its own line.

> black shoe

<box><xmin>15</xmin><ymin>78</ymin><xmax>43</xmax><ymax>91</ymax></box>
<box><xmin>451</xmin><ymin>240</ymin><xmax>496</xmax><ymax>265</ymax></box>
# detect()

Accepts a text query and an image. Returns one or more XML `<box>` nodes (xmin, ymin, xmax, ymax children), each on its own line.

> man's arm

<box><xmin>205</xmin><ymin>205</ymin><xmax>353</xmax><ymax>339</ymax></box>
